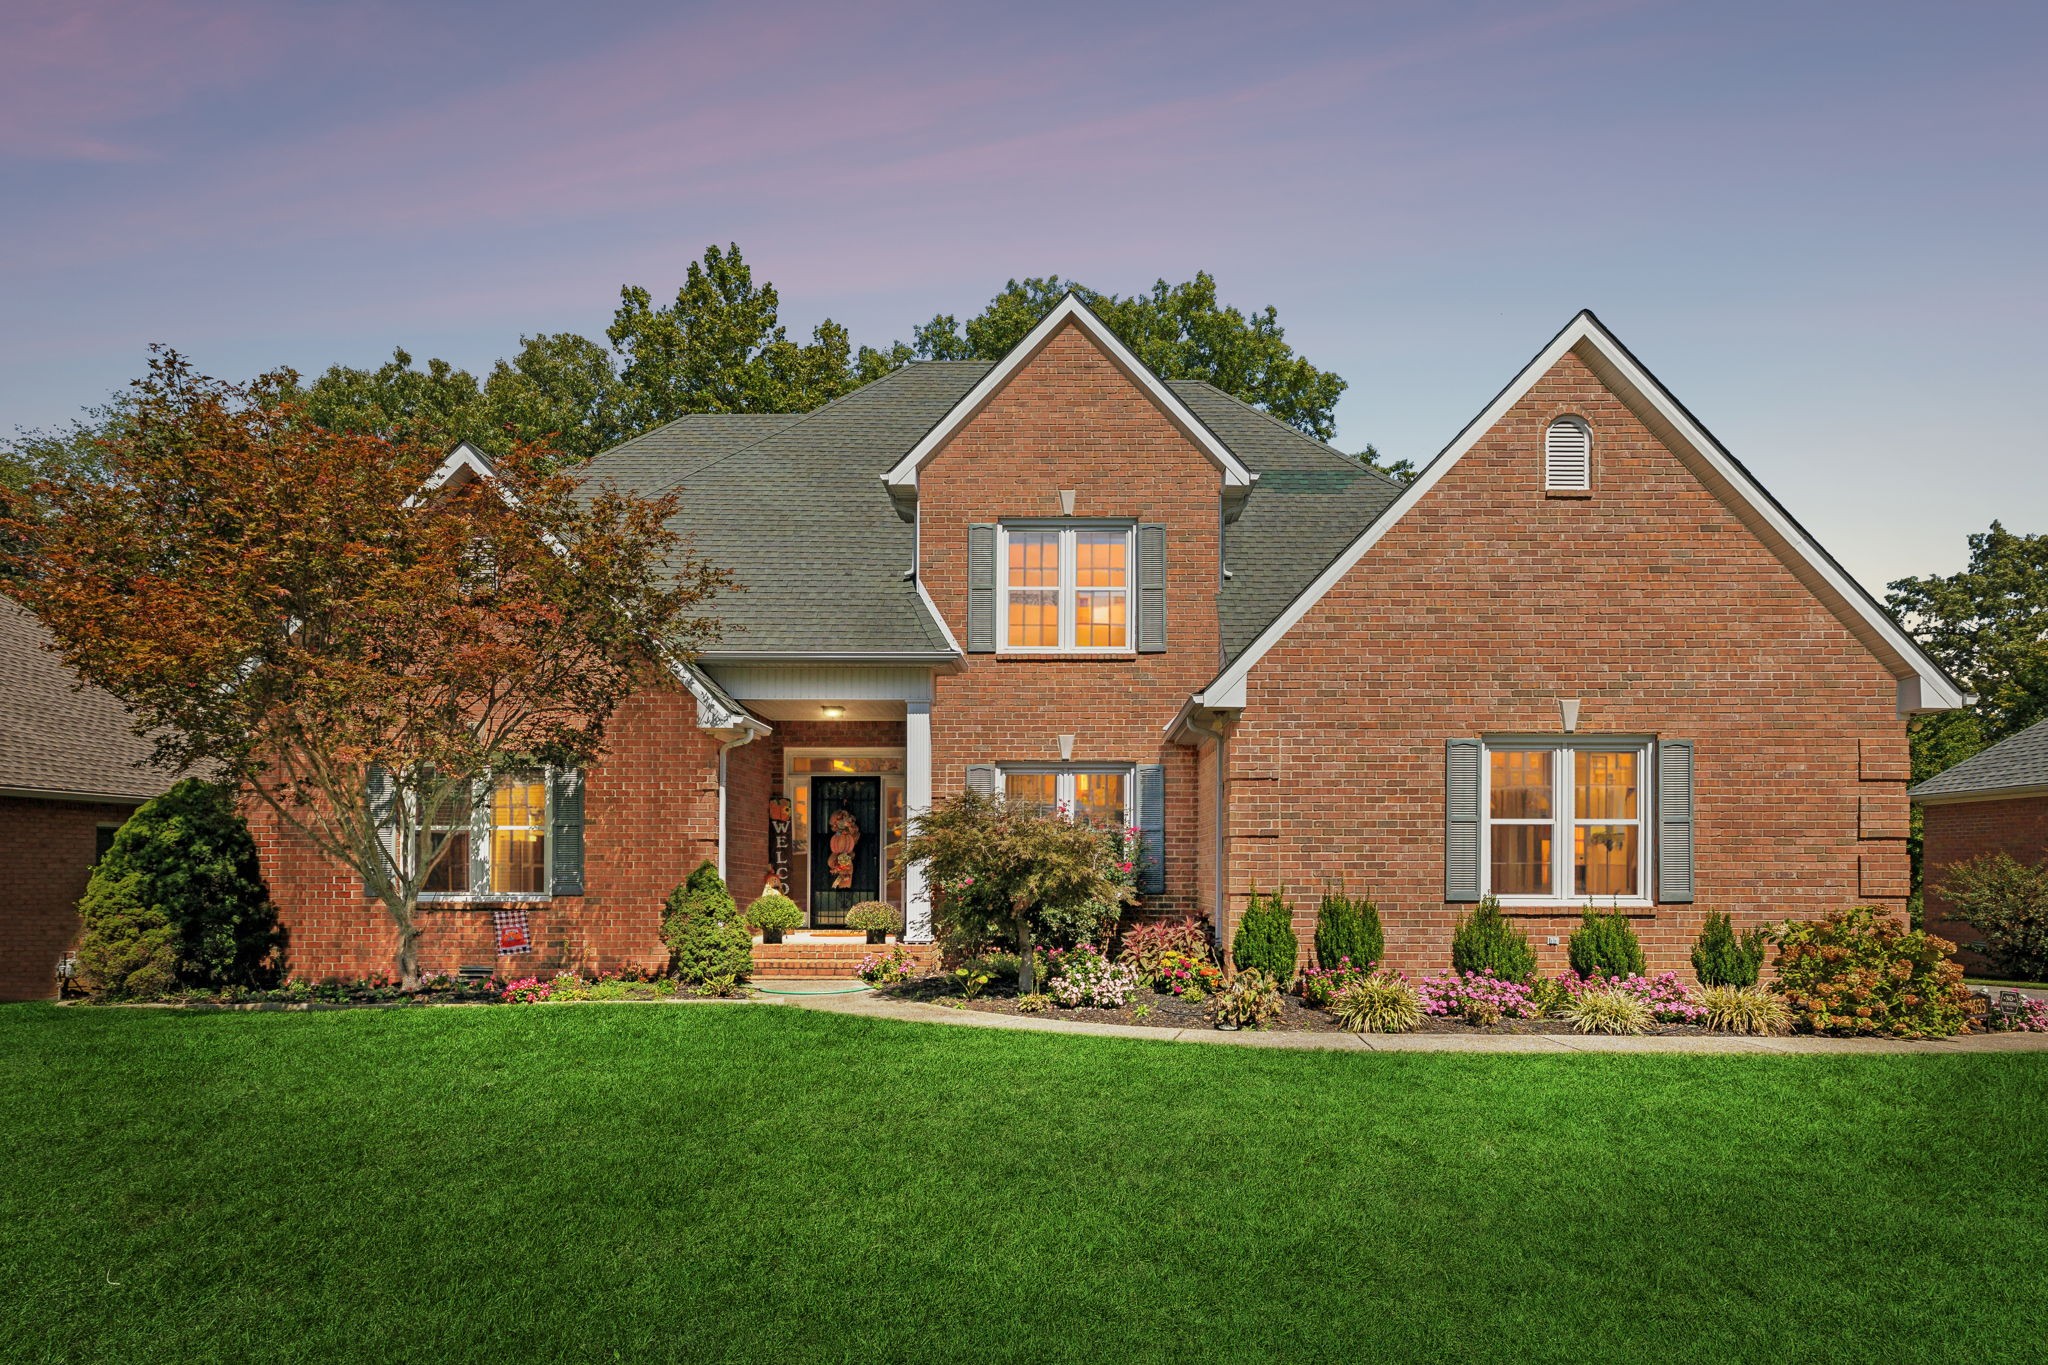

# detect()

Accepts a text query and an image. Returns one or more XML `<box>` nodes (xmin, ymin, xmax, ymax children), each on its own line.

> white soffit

<box><xmin>880</xmin><ymin>295</ymin><xmax>1255</xmax><ymax>494</ymax></box>
<box><xmin>1194</xmin><ymin>310</ymin><xmax>1965</xmax><ymax>715</ymax></box>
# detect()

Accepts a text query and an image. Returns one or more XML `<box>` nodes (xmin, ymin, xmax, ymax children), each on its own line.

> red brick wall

<box><xmin>249</xmin><ymin>690</ymin><xmax>723</xmax><ymax>981</ymax></box>
<box><xmin>0</xmin><ymin>795</ymin><xmax>140</xmax><ymax>1001</ymax></box>
<box><xmin>1921</xmin><ymin>794</ymin><xmax>2048</xmax><ymax>973</ymax></box>
<box><xmin>1225</xmin><ymin>349</ymin><xmax>1911</xmax><ymax>978</ymax></box>
<box><xmin>918</xmin><ymin>319</ymin><xmax>1221</xmax><ymax>920</ymax></box>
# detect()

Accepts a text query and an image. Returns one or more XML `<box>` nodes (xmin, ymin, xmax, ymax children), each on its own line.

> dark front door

<box><xmin>809</xmin><ymin>777</ymin><xmax>881</xmax><ymax>926</ymax></box>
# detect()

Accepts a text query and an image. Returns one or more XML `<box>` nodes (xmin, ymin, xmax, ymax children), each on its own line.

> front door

<box><xmin>809</xmin><ymin>777</ymin><xmax>881</xmax><ymax>926</ymax></box>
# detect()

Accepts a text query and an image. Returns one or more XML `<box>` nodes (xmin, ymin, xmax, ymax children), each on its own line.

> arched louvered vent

<box><xmin>1545</xmin><ymin>417</ymin><xmax>1591</xmax><ymax>491</ymax></box>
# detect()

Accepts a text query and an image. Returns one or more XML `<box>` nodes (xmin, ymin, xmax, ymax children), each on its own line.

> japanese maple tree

<box><xmin>0</xmin><ymin>348</ymin><xmax>725</xmax><ymax>986</ymax></box>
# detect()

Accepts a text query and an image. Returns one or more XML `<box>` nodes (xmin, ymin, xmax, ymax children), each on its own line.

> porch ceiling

<box><xmin>743</xmin><ymin>699</ymin><xmax>907</xmax><ymax>722</ymax></box>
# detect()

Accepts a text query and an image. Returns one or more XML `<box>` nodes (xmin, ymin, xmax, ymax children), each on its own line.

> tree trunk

<box><xmin>1015</xmin><ymin>910</ymin><xmax>1036</xmax><ymax>994</ymax></box>
<box><xmin>383</xmin><ymin>895</ymin><xmax>423</xmax><ymax>991</ymax></box>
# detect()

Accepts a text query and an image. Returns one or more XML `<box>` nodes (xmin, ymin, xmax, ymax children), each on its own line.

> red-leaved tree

<box><xmin>0</xmin><ymin>348</ymin><xmax>726</xmax><ymax>985</ymax></box>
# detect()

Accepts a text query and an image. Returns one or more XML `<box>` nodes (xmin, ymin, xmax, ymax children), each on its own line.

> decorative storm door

<box><xmin>809</xmin><ymin>777</ymin><xmax>881</xmax><ymax>926</ymax></box>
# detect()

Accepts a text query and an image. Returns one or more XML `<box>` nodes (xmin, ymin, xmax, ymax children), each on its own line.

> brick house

<box><xmin>253</xmin><ymin>301</ymin><xmax>1964</xmax><ymax>981</ymax></box>
<box><xmin>0</xmin><ymin>595</ymin><xmax>174</xmax><ymax>1000</ymax></box>
<box><xmin>1913</xmin><ymin>716</ymin><xmax>2048</xmax><ymax>974</ymax></box>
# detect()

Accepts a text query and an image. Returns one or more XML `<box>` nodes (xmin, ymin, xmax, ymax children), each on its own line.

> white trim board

<box><xmin>1192</xmin><ymin>310</ymin><xmax>1965</xmax><ymax>718</ymax></box>
<box><xmin>880</xmin><ymin>294</ymin><xmax>1255</xmax><ymax>497</ymax></box>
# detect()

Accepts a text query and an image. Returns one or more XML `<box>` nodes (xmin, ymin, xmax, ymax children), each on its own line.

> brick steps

<box><xmin>750</xmin><ymin>939</ymin><xmax>938</xmax><ymax>978</ymax></box>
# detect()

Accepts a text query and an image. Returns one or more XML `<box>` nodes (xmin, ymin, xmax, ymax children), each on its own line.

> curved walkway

<box><xmin>752</xmin><ymin>979</ymin><xmax>2048</xmax><ymax>1054</ymax></box>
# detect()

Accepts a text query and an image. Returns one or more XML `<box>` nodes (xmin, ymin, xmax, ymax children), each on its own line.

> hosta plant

<box><xmin>1331</xmin><ymin>971</ymin><xmax>1422</xmax><ymax>1033</ymax></box>
<box><xmin>1698</xmin><ymin>984</ymin><xmax>1792</xmax><ymax>1035</ymax></box>
<box><xmin>1207</xmin><ymin>968</ymin><xmax>1285</xmax><ymax>1029</ymax></box>
<box><xmin>1774</xmin><ymin>905</ymin><xmax>1975</xmax><ymax>1038</ymax></box>
<box><xmin>1563</xmin><ymin>986</ymin><xmax>1655</xmax><ymax>1035</ymax></box>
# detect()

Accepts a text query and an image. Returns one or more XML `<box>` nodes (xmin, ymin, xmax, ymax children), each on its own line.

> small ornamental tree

<box><xmin>899</xmin><ymin>790</ymin><xmax>1128</xmax><ymax>994</ymax></box>
<box><xmin>1233</xmin><ymin>889</ymin><xmax>1300</xmax><ymax>983</ymax></box>
<box><xmin>1937</xmin><ymin>851</ymin><xmax>2048</xmax><ymax>981</ymax></box>
<box><xmin>0</xmin><ymin>349</ymin><xmax>726</xmax><ymax>987</ymax></box>
<box><xmin>1450</xmin><ymin>895</ymin><xmax>1537</xmax><ymax>983</ymax></box>
<box><xmin>1691</xmin><ymin>910</ymin><xmax>1770</xmax><ymax>988</ymax></box>
<box><xmin>1568</xmin><ymin>907</ymin><xmax>1647</xmax><ymax>981</ymax></box>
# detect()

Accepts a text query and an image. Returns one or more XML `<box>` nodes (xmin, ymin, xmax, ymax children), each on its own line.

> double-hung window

<box><xmin>1483</xmin><ymin>741</ymin><xmax>1648</xmax><ymax>903</ymax></box>
<box><xmin>416</xmin><ymin>772</ymin><xmax>551</xmax><ymax>900</ymax></box>
<box><xmin>1001</xmin><ymin>524</ymin><xmax>1132</xmax><ymax>651</ymax></box>
<box><xmin>1001</xmin><ymin>766</ymin><xmax>1131</xmax><ymax>827</ymax></box>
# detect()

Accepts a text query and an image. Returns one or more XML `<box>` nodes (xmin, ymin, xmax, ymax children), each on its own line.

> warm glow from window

<box><xmin>1003</xmin><ymin>526</ymin><xmax>1130</xmax><ymax>650</ymax></box>
<box><xmin>491</xmin><ymin>777</ymin><xmax>548</xmax><ymax>895</ymax></box>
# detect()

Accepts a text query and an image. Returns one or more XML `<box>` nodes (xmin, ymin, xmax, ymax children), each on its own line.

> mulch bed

<box><xmin>876</xmin><ymin>980</ymin><xmax>1716</xmax><ymax>1035</ymax></box>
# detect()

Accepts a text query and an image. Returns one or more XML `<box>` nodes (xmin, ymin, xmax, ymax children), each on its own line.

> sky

<box><xmin>3</xmin><ymin>0</ymin><xmax>2042</xmax><ymax>594</ymax></box>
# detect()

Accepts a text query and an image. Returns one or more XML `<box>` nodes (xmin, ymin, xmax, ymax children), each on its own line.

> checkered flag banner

<box><xmin>494</xmin><ymin>909</ymin><xmax>532</xmax><ymax>956</ymax></box>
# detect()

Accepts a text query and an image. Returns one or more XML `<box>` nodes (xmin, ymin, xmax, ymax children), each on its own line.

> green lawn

<box><xmin>3</xmin><ymin>1005</ymin><xmax>2045</xmax><ymax>1364</ymax></box>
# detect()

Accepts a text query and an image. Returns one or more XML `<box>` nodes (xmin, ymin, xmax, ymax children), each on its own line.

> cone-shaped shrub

<box><xmin>1568</xmin><ymin>907</ymin><xmax>1646</xmax><ymax>980</ymax></box>
<box><xmin>1691</xmin><ymin>910</ymin><xmax>1768</xmax><ymax>987</ymax></box>
<box><xmin>664</xmin><ymin>860</ymin><xmax>737</xmax><ymax>949</ymax></box>
<box><xmin>1449</xmin><ymin>895</ymin><xmax>1536</xmax><ymax>983</ymax></box>
<box><xmin>1314</xmin><ymin>889</ymin><xmax>1384</xmax><ymax>970</ymax></box>
<box><xmin>1233</xmin><ymin>889</ymin><xmax>1300</xmax><ymax>983</ymax></box>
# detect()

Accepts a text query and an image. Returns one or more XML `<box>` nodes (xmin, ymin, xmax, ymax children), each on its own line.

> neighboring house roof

<box><xmin>0</xmin><ymin>594</ymin><xmax>175</xmax><ymax>804</ymax></box>
<box><xmin>575</xmin><ymin>359</ymin><xmax>1394</xmax><ymax>663</ymax></box>
<box><xmin>1911</xmin><ymin>717</ymin><xmax>2048</xmax><ymax>803</ymax></box>
<box><xmin>1189</xmin><ymin>309</ymin><xmax>1967</xmax><ymax>717</ymax></box>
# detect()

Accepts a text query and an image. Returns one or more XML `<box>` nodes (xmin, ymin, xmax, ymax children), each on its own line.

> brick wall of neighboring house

<box><xmin>918</xmin><ymin>319</ymin><xmax>1221</xmax><ymax>922</ymax></box>
<box><xmin>1</xmin><ymin>795</ymin><xmax>139</xmax><ymax>1001</ymax></box>
<box><xmin>1920</xmin><ymin>794</ymin><xmax>2048</xmax><ymax>974</ymax></box>
<box><xmin>250</xmin><ymin>690</ymin><xmax>723</xmax><ymax>981</ymax></box>
<box><xmin>1225</xmin><ymin>349</ymin><xmax>1911</xmax><ymax>978</ymax></box>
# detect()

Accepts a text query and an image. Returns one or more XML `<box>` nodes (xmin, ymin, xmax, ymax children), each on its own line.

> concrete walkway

<box><xmin>747</xmin><ymin>978</ymin><xmax>2048</xmax><ymax>1054</ymax></box>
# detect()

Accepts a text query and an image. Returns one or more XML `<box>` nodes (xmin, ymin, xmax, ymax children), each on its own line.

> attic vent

<box><xmin>1544</xmin><ymin>418</ymin><xmax>1591</xmax><ymax>491</ymax></box>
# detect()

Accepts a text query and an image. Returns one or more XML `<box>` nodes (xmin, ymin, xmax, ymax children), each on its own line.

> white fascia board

<box><xmin>1196</xmin><ymin>311</ymin><xmax>1965</xmax><ymax>712</ymax></box>
<box><xmin>916</xmin><ymin>577</ymin><xmax>965</xmax><ymax>655</ymax></box>
<box><xmin>880</xmin><ymin>295</ymin><xmax>1255</xmax><ymax>494</ymax></box>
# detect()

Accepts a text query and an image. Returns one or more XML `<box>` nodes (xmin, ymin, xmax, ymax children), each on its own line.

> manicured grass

<box><xmin>3</xmin><ymin>1005</ymin><xmax>2045</xmax><ymax>1363</ymax></box>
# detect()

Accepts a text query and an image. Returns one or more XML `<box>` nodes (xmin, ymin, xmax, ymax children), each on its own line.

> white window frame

<box><xmin>996</xmin><ymin>523</ymin><xmax>1135</xmax><ymax>654</ymax></box>
<box><xmin>1000</xmin><ymin>764</ymin><xmax>1135</xmax><ymax>827</ymax></box>
<box><xmin>415</xmin><ymin>769</ymin><xmax>554</xmax><ymax>905</ymax></box>
<box><xmin>1479</xmin><ymin>738</ymin><xmax>1650</xmax><ymax>907</ymax></box>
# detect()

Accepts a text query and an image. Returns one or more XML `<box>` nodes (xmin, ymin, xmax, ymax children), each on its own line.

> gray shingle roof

<box><xmin>1911</xmin><ymin>716</ymin><xmax>2048</xmax><ymax>801</ymax></box>
<box><xmin>575</xmin><ymin>365</ymin><xmax>1398</xmax><ymax>661</ymax></box>
<box><xmin>1168</xmin><ymin>381</ymin><xmax>1403</xmax><ymax>662</ymax></box>
<box><xmin>0</xmin><ymin>594</ymin><xmax>175</xmax><ymax>803</ymax></box>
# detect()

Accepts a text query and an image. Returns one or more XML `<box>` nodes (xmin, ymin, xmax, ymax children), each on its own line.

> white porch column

<box><xmin>904</xmin><ymin>699</ymin><xmax>934</xmax><ymax>942</ymax></box>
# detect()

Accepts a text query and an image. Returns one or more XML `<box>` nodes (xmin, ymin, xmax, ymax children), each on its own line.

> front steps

<box><xmin>751</xmin><ymin>935</ymin><xmax>939</xmax><ymax>979</ymax></box>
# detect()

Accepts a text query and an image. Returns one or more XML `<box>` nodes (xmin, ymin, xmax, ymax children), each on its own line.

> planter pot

<box><xmin>865</xmin><ymin>930</ymin><xmax>888</xmax><ymax>946</ymax></box>
<box><xmin>761</xmin><ymin>928</ymin><xmax>784</xmax><ymax>945</ymax></box>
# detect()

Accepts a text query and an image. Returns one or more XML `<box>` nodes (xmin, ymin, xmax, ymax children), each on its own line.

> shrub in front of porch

<box><xmin>665</xmin><ymin>863</ymin><xmax>751</xmax><ymax>991</ymax></box>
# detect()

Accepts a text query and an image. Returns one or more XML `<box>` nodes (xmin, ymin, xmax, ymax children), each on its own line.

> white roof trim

<box><xmin>881</xmin><ymin>295</ymin><xmax>1255</xmax><ymax>494</ymax></box>
<box><xmin>915</xmin><ymin>576</ymin><xmax>965</xmax><ymax>655</ymax></box>
<box><xmin>1195</xmin><ymin>310</ymin><xmax>1966</xmax><ymax>715</ymax></box>
<box><xmin>418</xmin><ymin>441</ymin><xmax>501</xmax><ymax>497</ymax></box>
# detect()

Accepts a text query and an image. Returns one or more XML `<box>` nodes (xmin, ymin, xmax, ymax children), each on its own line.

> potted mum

<box><xmin>845</xmin><ymin>900</ymin><xmax>903</xmax><ymax>946</ymax></box>
<box><xmin>745</xmin><ymin>891</ymin><xmax>804</xmax><ymax>945</ymax></box>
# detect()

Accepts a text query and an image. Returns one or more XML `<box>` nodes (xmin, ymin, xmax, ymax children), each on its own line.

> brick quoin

<box><xmin>1920</xmin><ymin>795</ymin><xmax>2048</xmax><ymax>974</ymax></box>
<box><xmin>0</xmin><ymin>795</ymin><xmax>141</xmax><ymax>1001</ymax></box>
<box><xmin>917</xmin><ymin>319</ymin><xmax>1220</xmax><ymax>923</ymax></box>
<box><xmin>1223</xmin><ymin>351</ymin><xmax>1911</xmax><ymax>978</ymax></box>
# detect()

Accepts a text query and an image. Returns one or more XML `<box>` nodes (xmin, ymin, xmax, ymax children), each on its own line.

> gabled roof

<box><xmin>1911</xmin><ymin>716</ymin><xmax>2048</xmax><ymax>803</ymax></box>
<box><xmin>880</xmin><ymin>294</ymin><xmax>1256</xmax><ymax>501</ymax></box>
<box><xmin>0</xmin><ymin>594</ymin><xmax>176</xmax><ymax>803</ymax></box>
<box><xmin>1190</xmin><ymin>310</ymin><xmax>1967</xmax><ymax>716</ymax></box>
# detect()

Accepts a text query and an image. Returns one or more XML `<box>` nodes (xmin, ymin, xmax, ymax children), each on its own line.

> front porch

<box><xmin>750</xmin><ymin>929</ymin><xmax>941</xmax><ymax>979</ymax></box>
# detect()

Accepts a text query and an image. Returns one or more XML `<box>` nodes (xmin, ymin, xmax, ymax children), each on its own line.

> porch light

<box><xmin>821</xmin><ymin>705</ymin><xmax>845</xmax><ymax>718</ymax></box>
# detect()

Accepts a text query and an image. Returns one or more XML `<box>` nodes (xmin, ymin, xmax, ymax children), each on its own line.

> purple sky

<box><xmin>4</xmin><ymin>0</ymin><xmax>2042</xmax><ymax>593</ymax></box>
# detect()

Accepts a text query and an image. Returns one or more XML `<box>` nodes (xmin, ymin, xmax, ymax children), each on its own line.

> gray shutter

<box><xmin>550</xmin><ymin>767</ymin><xmax>585</xmax><ymax>897</ymax></box>
<box><xmin>469</xmin><ymin>779</ymin><xmax>490</xmax><ymax>894</ymax></box>
<box><xmin>1136</xmin><ymin>523</ymin><xmax>1167</xmax><ymax>653</ymax></box>
<box><xmin>1445</xmin><ymin>740</ymin><xmax>1482</xmax><ymax>902</ymax></box>
<box><xmin>964</xmin><ymin>764</ymin><xmax>999</xmax><ymax>796</ymax></box>
<box><xmin>1657</xmin><ymin>740</ymin><xmax>1694</xmax><ymax>903</ymax></box>
<box><xmin>365</xmin><ymin>764</ymin><xmax>397</xmax><ymax>899</ymax></box>
<box><xmin>1135</xmin><ymin>763</ymin><xmax>1165</xmax><ymax>895</ymax></box>
<box><xmin>967</xmin><ymin>524</ymin><xmax>997</xmax><ymax>653</ymax></box>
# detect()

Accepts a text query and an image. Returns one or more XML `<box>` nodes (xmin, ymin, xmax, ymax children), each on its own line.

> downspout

<box><xmin>715</xmin><ymin>726</ymin><xmax>762</xmax><ymax>884</ymax></box>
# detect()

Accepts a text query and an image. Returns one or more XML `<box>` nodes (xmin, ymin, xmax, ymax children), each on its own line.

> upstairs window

<box><xmin>1545</xmin><ymin>417</ymin><xmax>1591</xmax><ymax>491</ymax></box>
<box><xmin>1001</xmin><ymin>525</ymin><xmax>1131</xmax><ymax>651</ymax></box>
